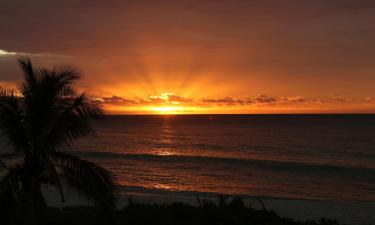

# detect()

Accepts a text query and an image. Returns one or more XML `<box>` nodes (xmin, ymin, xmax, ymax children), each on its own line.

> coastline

<box><xmin>116</xmin><ymin>194</ymin><xmax>375</xmax><ymax>225</ymax></box>
<box><xmin>44</xmin><ymin>187</ymin><xmax>375</xmax><ymax>225</ymax></box>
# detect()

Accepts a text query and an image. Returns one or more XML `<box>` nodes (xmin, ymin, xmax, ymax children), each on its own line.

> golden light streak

<box><xmin>145</xmin><ymin>105</ymin><xmax>205</xmax><ymax>114</ymax></box>
<box><xmin>150</xmin><ymin>106</ymin><xmax>184</xmax><ymax>114</ymax></box>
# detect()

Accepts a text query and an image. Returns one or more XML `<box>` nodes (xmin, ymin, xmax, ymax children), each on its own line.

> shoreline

<box><xmin>44</xmin><ymin>187</ymin><xmax>375</xmax><ymax>225</ymax></box>
<box><xmin>116</xmin><ymin>194</ymin><xmax>375</xmax><ymax>225</ymax></box>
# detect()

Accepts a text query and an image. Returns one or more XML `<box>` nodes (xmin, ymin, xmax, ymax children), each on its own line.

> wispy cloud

<box><xmin>0</xmin><ymin>49</ymin><xmax>18</xmax><ymax>56</ymax></box>
<box><xmin>0</xmin><ymin>49</ymin><xmax>70</xmax><ymax>58</ymax></box>
<box><xmin>200</xmin><ymin>97</ymin><xmax>249</xmax><ymax>106</ymax></box>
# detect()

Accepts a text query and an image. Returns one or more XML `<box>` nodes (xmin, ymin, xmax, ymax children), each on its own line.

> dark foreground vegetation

<box><xmin>0</xmin><ymin>59</ymin><xmax>116</xmax><ymax>225</ymax></box>
<box><xmin>43</xmin><ymin>197</ymin><xmax>346</xmax><ymax>225</ymax></box>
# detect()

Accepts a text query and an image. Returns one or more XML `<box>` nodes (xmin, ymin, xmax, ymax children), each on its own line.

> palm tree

<box><xmin>0</xmin><ymin>58</ymin><xmax>117</xmax><ymax>225</ymax></box>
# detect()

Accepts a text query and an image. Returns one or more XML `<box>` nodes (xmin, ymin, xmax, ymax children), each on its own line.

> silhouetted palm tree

<box><xmin>0</xmin><ymin>58</ymin><xmax>117</xmax><ymax>225</ymax></box>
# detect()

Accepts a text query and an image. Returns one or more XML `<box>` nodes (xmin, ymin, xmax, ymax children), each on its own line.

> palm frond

<box><xmin>38</xmin><ymin>66</ymin><xmax>80</xmax><ymax>97</ymax></box>
<box><xmin>0</xmin><ymin>153</ymin><xmax>20</xmax><ymax>159</ymax></box>
<box><xmin>45</xmin><ymin>93</ymin><xmax>103</xmax><ymax>148</ymax></box>
<box><xmin>51</xmin><ymin>65</ymin><xmax>80</xmax><ymax>85</ymax></box>
<box><xmin>0</xmin><ymin>153</ymin><xmax>21</xmax><ymax>168</ymax></box>
<box><xmin>0</xmin><ymin>166</ymin><xmax>25</xmax><ymax>201</ymax></box>
<box><xmin>0</xmin><ymin>166</ymin><xmax>25</xmax><ymax>223</ymax></box>
<box><xmin>19</xmin><ymin>59</ymin><xmax>83</xmax><ymax>139</ymax></box>
<box><xmin>0</xmin><ymin>89</ymin><xmax>29</xmax><ymax>152</ymax></box>
<box><xmin>40</xmin><ymin>65</ymin><xmax>78</xmax><ymax>99</ymax></box>
<box><xmin>17</xmin><ymin>57</ymin><xmax>36</xmax><ymax>95</ymax></box>
<box><xmin>50</xmin><ymin>151</ymin><xmax>117</xmax><ymax>209</ymax></box>
<box><xmin>42</xmin><ymin>157</ymin><xmax>65</xmax><ymax>203</ymax></box>
<box><xmin>71</xmin><ymin>93</ymin><xmax>103</xmax><ymax>122</ymax></box>
<box><xmin>0</xmin><ymin>159</ymin><xmax>5</xmax><ymax>168</ymax></box>
<box><xmin>60</xmin><ymin>85</ymin><xmax>77</xmax><ymax>97</ymax></box>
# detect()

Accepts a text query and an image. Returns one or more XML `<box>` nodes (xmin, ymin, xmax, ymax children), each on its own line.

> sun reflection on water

<box><xmin>153</xmin><ymin>184</ymin><xmax>172</xmax><ymax>190</ymax></box>
<box><xmin>155</xmin><ymin>150</ymin><xmax>175</xmax><ymax>156</ymax></box>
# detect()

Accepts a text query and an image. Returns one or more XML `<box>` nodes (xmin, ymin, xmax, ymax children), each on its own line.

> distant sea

<box><xmin>72</xmin><ymin>115</ymin><xmax>375</xmax><ymax>202</ymax></box>
<box><xmin>2</xmin><ymin>114</ymin><xmax>375</xmax><ymax>224</ymax></box>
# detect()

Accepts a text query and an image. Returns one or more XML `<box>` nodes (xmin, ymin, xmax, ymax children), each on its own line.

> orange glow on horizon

<box><xmin>149</xmin><ymin>106</ymin><xmax>185</xmax><ymax>114</ymax></box>
<box><xmin>145</xmin><ymin>105</ymin><xmax>208</xmax><ymax>115</ymax></box>
<box><xmin>100</xmin><ymin>91</ymin><xmax>375</xmax><ymax>115</ymax></box>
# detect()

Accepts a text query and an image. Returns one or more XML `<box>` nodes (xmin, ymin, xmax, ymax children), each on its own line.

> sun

<box><xmin>104</xmin><ymin>92</ymin><xmax>206</xmax><ymax>114</ymax></box>
<box><xmin>146</xmin><ymin>92</ymin><xmax>191</xmax><ymax>114</ymax></box>
<box><xmin>150</xmin><ymin>106</ymin><xmax>184</xmax><ymax>114</ymax></box>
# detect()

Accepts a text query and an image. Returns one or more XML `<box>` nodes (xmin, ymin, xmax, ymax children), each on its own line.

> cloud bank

<box><xmin>98</xmin><ymin>93</ymin><xmax>375</xmax><ymax>108</ymax></box>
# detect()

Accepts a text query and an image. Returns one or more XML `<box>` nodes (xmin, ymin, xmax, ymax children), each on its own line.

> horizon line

<box><xmin>103</xmin><ymin>113</ymin><xmax>375</xmax><ymax>116</ymax></box>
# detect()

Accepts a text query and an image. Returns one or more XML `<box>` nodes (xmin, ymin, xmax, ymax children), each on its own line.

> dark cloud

<box><xmin>166</xmin><ymin>94</ymin><xmax>193</xmax><ymax>103</ymax></box>
<box><xmin>100</xmin><ymin>95</ymin><xmax>140</xmax><ymax>105</ymax></box>
<box><xmin>199</xmin><ymin>95</ymin><xmax>305</xmax><ymax>106</ymax></box>
<box><xmin>100</xmin><ymin>94</ymin><xmax>364</xmax><ymax>109</ymax></box>
<box><xmin>200</xmin><ymin>97</ymin><xmax>249</xmax><ymax>106</ymax></box>
<box><xmin>100</xmin><ymin>93</ymin><xmax>193</xmax><ymax>106</ymax></box>
<box><xmin>253</xmin><ymin>95</ymin><xmax>277</xmax><ymax>104</ymax></box>
<box><xmin>318</xmin><ymin>94</ymin><xmax>351</xmax><ymax>104</ymax></box>
<box><xmin>277</xmin><ymin>96</ymin><xmax>307</xmax><ymax>104</ymax></box>
<box><xmin>148</xmin><ymin>93</ymin><xmax>192</xmax><ymax>104</ymax></box>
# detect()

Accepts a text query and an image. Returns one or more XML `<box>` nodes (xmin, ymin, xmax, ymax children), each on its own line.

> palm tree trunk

<box><xmin>22</xmin><ymin>175</ymin><xmax>46</xmax><ymax>225</ymax></box>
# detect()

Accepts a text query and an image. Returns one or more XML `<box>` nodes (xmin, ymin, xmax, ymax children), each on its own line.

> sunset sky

<box><xmin>0</xmin><ymin>0</ymin><xmax>375</xmax><ymax>114</ymax></box>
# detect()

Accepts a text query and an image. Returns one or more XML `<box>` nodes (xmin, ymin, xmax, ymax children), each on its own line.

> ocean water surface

<box><xmin>69</xmin><ymin>115</ymin><xmax>375</xmax><ymax>202</ymax></box>
<box><xmin>1</xmin><ymin>114</ymin><xmax>375</xmax><ymax>224</ymax></box>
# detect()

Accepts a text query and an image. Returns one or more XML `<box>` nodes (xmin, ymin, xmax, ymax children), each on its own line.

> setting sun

<box><xmin>150</xmin><ymin>106</ymin><xmax>183</xmax><ymax>114</ymax></box>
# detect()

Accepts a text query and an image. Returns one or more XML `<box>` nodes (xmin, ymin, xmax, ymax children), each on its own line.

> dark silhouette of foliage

<box><xmin>0</xmin><ymin>58</ymin><xmax>117</xmax><ymax>225</ymax></box>
<box><xmin>40</xmin><ymin>198</ymin><xmax>346</xmax><ymax>225</ymax></box>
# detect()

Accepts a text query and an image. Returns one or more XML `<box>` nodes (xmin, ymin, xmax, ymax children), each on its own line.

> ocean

<box><xmin>2</xmin><ymin>114</ymin><xmax>375</xmax><ymax>224</ymax></box>
<box><xmin>71</xmin><ymin>115</ymin><xmax>375</xmax><ymax>202</ymax></box>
